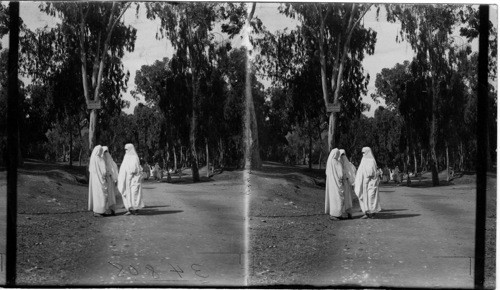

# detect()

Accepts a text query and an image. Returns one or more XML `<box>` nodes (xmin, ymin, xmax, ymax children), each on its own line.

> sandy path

<box><xmin>249</xmin><ymin>165</ymin><xmax>476</xmax><ymax>288</ymax></box>
<box><xmin>75</xmin><ymin>171</ymin><xmax>246</xmax><ymax>287</ymax></box>
<box><xmin>318</xmin><ymin>182</ymin><xmax>475</xmax><ymax>288</ymax></box>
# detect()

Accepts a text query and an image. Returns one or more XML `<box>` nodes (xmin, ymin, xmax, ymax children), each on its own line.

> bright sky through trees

<box><xmin>1</xmin><ymin>2</ymin><xmax>495</xmax><ymax>117</ymax></box>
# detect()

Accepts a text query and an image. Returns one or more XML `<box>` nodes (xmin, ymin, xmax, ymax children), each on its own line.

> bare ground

<box><xmin>0</xmin><ymin>160</ymin><xmax>494</xmax><ymax>287</ymax></box>
<box><xmin>248</xmin><ymin>162</ymin><xmax>495</xmax><ymax>288</ymax></box>
<box><xmin>4</xmin><ymin>160</ymin><xmax>245</xmax><ymax>286</ymax></box>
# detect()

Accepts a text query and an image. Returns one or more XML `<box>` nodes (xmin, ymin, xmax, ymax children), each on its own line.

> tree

<box><xmin>242</xmin><ymin>3</ymin><xmax>262</xmax><ymax>170</ymax></box>
<box><xmin>387</xmin><ymin>4</ymin><xmax>465</xmax><ymax>185</ymax></box>
<box><xmin>38</xmin><ymin>2</ymin><xmax>136</xmax><ymax>154</ymax></box>
<box><xmin>18</xmin><ymin>3</ymin><xmax>135</xmax><ymax>165</ymax></box>
<box><xmin>256</xmin><ymin>4</ymin><xmax>376</xmax><ymax>152</ymax></box>
<box><xmin>146</xmin><ymin>2</ymin><xmax>261</xmax><ymax>178</ymax></box>
<box><xmin>133</xmin><ymin>57</ymin><xmax>191</xmax><ymax>170</ymax></box>
<box><xmin>278</xmin><ymin>3</ymin><xmax>376</xmax><ymax>151</ymax></box>
<box><xmin>372</xmin><ymin>59</ymin><xmax>431</xmax><ymax>182</ymax></box>
<box><xmin>146</xmin><ymin>2</ymin><xmax>223</xmax><ymax>181</ymax></box>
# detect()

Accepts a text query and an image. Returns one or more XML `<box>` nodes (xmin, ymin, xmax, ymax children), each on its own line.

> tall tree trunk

<box><xmin>62</xmin><ymin>144</ymin><xmax>66</xmax><ymax>162</ymax></box>
<box><xmin>190</xmin><ymin>97</ymin><xmax>199</xmax><ymax>182</ymax></box>
<box><xmin>88</xmin><ymin>109</ymin><xmax>97</xmax><ymax>153</ymax></box>
<box><xmin>420</xmin><ymin>148</ymin><xmax>424</xmax><ymax>172</ymax></box>
<box><xmin>243</xmin><ymin>4</ymin><xmax>262</xmax><ymax>170</ymax></box>
<box><xmin>446</xmin><ymin>142</ymin><xmax>450</xmax><ymax>182</ymax></box>
<box><xmin>173</xmin><ymin>146</ymin><xmax>177</xmax><ymax>172</ymax></box>
<box><xmin>328</xmin><ymin>114</ymin><xmax>338</xmax><ymax>151</ymax></box>
<box><xmin>206</xmin><ymin>138</ymin><xmax>210</xmax><ymax>178</ymax></box>
<box><xmin>413</xmin><ymin>148</ymin><xmax>418</xmax><ymax>175</ymax></box>
<box><xmin>405</xmin><ymin>141</ymin><xmax>411</xmax><ymax>186</ymax></box>
<box><xmin>429</xmin><ymin>77</ymin><xmax>440</xmax><ymax>186</ymax></box>
<box><xmin>218</xmin><ymin>138</ymin><xmax>224</xmax><ymax>169</ymax></box>
<box><xmin>318</xmin><ymin>150</ymin><xmax>322</xmax><ymax>170</ymax></box>
<box><xmin>180</xmin><ymin>146</ymin><xmax>184</xmax><ymax>169</ymax></box>
<box><xmin>79</xmin><ymin>145</ymin><xmax>83</xmax><ymax>167</ymax></box>
<box><xmin>308</xmin><ymin>130</ymin><xmax>313</xmax><ymax>170</ymax></box>
<box><xmin>459</xmin><ymin>142</ymin><xmax>464</xmax><ymax>172</ymax></box>
<box><xmin>69</xmin><ymin>128</ymin><xmax>73</xmax><ymax>167</ymax></box>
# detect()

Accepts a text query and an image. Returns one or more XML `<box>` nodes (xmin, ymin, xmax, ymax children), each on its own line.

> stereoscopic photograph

<box><xmin>0</xmin><ymin>1</ymin><xmax>497</xmax><ymax>288</ymax></box>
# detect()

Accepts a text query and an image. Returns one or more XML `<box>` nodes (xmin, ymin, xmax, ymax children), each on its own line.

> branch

<box><xmin>347</xmin><ymin>4</ymin><xmax>372</xmax><ymax>39</ymax></box>
<box><xmin>78</xmin><ymin>5</ymin><xmax>90</xmax><ymax>103</ymax></box>
<box><xmin>333</xmin><ymin>4</ymin><xmax>371</xmax><ymax>103</ymax></box>
<box><xmin>93</xmin><ymin>2</ymin><xmax>131</xmax><ymax>100</ymax></box>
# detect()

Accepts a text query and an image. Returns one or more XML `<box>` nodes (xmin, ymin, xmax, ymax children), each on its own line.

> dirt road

<box><xmin>74</xmin><ymin>170</ymin><xmax>246</xmax><ymax>287</ymax></box>
<box><xmin>249</xmin><ymin>163</ymin><xmax>478</xmax><ymax>288</ymax></box>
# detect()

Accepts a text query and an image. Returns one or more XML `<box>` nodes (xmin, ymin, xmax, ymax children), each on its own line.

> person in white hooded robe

<box><xmin>354</xmin><ymin>147</ymin><xmax>382</xmax><ymax>219</ymax></box>
<box><xmin>118</xmin><ymin>143</ymin><xmax>145</xmax><ymax>215</ymax></box>
<box><xmin>339</xmin><ymin>149</ymin><xmax>356</xmax><ymax>219</ymax></box>
<box><xmin>88</xmin><ymin>145</ymin><xmax>108</xmax><ymax>217</ymax></box>
<box><xmin>102</xmin><ymin>146</ymin><xmax>120</xmax><ymax>215</ymax></box>
<box><xmin>325</xmin><ymin>148</ymin><xmax>344</xmax><ymax>221</ymax></box>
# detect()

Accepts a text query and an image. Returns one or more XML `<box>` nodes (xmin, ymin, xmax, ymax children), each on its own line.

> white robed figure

<box><xmin>339</xmin><ymin>149</ymin><xmax>356</xmax><ymax>219</ymax></box>
<box><xmin>88</xmin><ymin>145</ymin><xmax>108</xmax><ymax>217</ymax></box>
<box><xmin>354</xmin><ymin>147</ymin><xmax>382</xmax><ymax>219</ymax></box>
<box><xmin>102</xmin><ymin>146</ymin><xmax>120</xmax><ymax>215</ymax></box>
<box><xmin>325</xmin><ymin>148</ymin><xmax>344</xmax><ymax>220</ymax></box>
<box><xmin>118</xmin><ymin>143</ymin><xmax>145</xmax><ymax>215</ymax></box>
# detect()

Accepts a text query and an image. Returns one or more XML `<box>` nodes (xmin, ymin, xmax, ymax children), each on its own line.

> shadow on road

<box><xmin>373</xmin><ymin>212</ymin><xmax>420</xmax><ymax>219</ymax></box>
<box><xmin>135</xmin><ymin>209</ymin><xmax>184</xmax><ymax>216</ymax></box>
<box><xmin>380</xmin><ymin>209</ymin><xmax>408</xmax><ymax>212</ymax></box>
<box><xmin>143</xmin><ymin>205</ymin><xmax>171</xmax><ymax>209</ymax></box>
<box><xmin>166</xmin><ymin>177</ymin><xmax>214</xmax><ymax>184</ymax></box>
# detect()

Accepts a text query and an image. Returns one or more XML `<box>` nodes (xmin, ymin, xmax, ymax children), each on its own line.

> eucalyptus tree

<box><xmin>133</xmin><ymin>56</ymin><xmax>191</xmax><ymax>170</ymax></box>
<box><xmin>386</xmin><ymin>4</ymin><xmax>475</xmax><ymax>185</ymax></box>
<box><xmin>286</xmin><ymin>57</ymin><xmax>326</xmax><ymax>169</ymax></box>
<box><xmin>35</xmin><ymin>2</ymin><xmax>136</xmax><ymax>154</ymax></box>
<box><xmin>145</xmin><ymin>2</ymin><xmax>253</xmax><ymax>180</ymax></box>
<box><xmin>372</xmin><ymin>59</ymin><xmax>431</xmax><ymax>181</ymax></box>
<box><xmin>258</xmin><ymin>3</ymin><xmax>376</xmax><ymax>151</ymax></box>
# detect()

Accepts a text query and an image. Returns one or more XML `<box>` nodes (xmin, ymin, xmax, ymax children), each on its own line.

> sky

<box><xmin>1</xmin><ymin>2</ymin><xmax>497</xmax><ymax>117</ymax></box>
<box><xmin>118</xmin><ymin>3</ymin><xmax>415</xmax><ymax>117</ymax></box>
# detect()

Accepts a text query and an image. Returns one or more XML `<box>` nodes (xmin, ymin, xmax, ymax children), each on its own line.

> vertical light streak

<box><xmin>242</xmin><ymin>3</ymin><xmax>256</xmax><ymax>285</ymax></box>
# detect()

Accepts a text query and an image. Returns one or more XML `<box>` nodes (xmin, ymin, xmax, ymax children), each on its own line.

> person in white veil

<box><xmin>325</xmin><ymin>148</ymin><xmax>344</xmax><ymax>221</ymax></box>
<box><xmin>88</xmin><ymin>145</ymin><xmax>108</xmax><ymax>217</ymax></box>
<box><xmin>102</xmin><ymin>146</ymin><xmax>120</xmax><ymax>216</ymax></box>
<box><xmin>354</xmin><ymin>147</ymin><xmax>382</xmax><ymax>219</ymax></box>
<box><xmin>339</xmin><ymin>149</ymin><xmax>356</xmax><ymax>219</ymax></box>
<box><xmin>118</xmin><ymin>143</ymin><xmax>145</xmax><ymax>215</ymax></box>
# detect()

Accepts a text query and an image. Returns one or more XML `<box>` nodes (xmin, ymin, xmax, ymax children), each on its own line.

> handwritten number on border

<box><xmin>168</xmin><ymin>263</ymin><xmax>184</xmax><ymax>278</ymax></box>
<box><xmin>145</xmin><ymin>264</ymin><xmax>159</xmax><ymax>279</ymax></box>
<box><xmin>128</xmin><ymin>265</ymin><xmax>139</xmax><ymax>275</ymax></box>
<box><xmin>191</xmin><ymin>264</ymin><xmax>209</xmax><ymax>278</ymax></box>
<box><xmin>108</xmin><ymin>261</ymin><xmax>126</xmax><ymax>277</ymax></box>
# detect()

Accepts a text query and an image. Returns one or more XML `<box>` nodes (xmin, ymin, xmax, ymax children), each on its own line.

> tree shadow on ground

<box><xmin>379</xmin><ymin>189</ymin><xmax>396</xmax><ymax>193</ymax></box>
<box><xmin>143</xmin><ymin>205</ymin><xmax>171</xmax><ymax>209</ymax></box>
<box><xmin>404</xmin><ymin>180</ymin><xmax>453</xmax><ymax>188</ymax></box>
<box><xmin>380</xmin><ymin>209</ymin><xmax>408</xmax><ymax>212</ymax></box>
<box><xmin>252</xmin><ymin>162</ymin><xmax>325</xmax><ymax>188</ymax></box>
<box><xmin>371</xmin><ymin>212</ymin><xmax>420</xmax><ymax>219</ymax></box>
<box><xmin>166</xmin><ymin>176</ymin><xmax>214</xmax><ymax>184</ymax></box>
<box><xmin>134</xmin><ymin>209</ymin><xmax>183</xmax><ymax>216</ymax></box>
<box><xmin>22</xmin><ymin>159</ymin><xmax>88</xmax><ymax>175</ymax></box>
<box><xmin>258</xmin><ymin>162</ymin><xmax>325</xmax><ymax>179</ymax></box>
